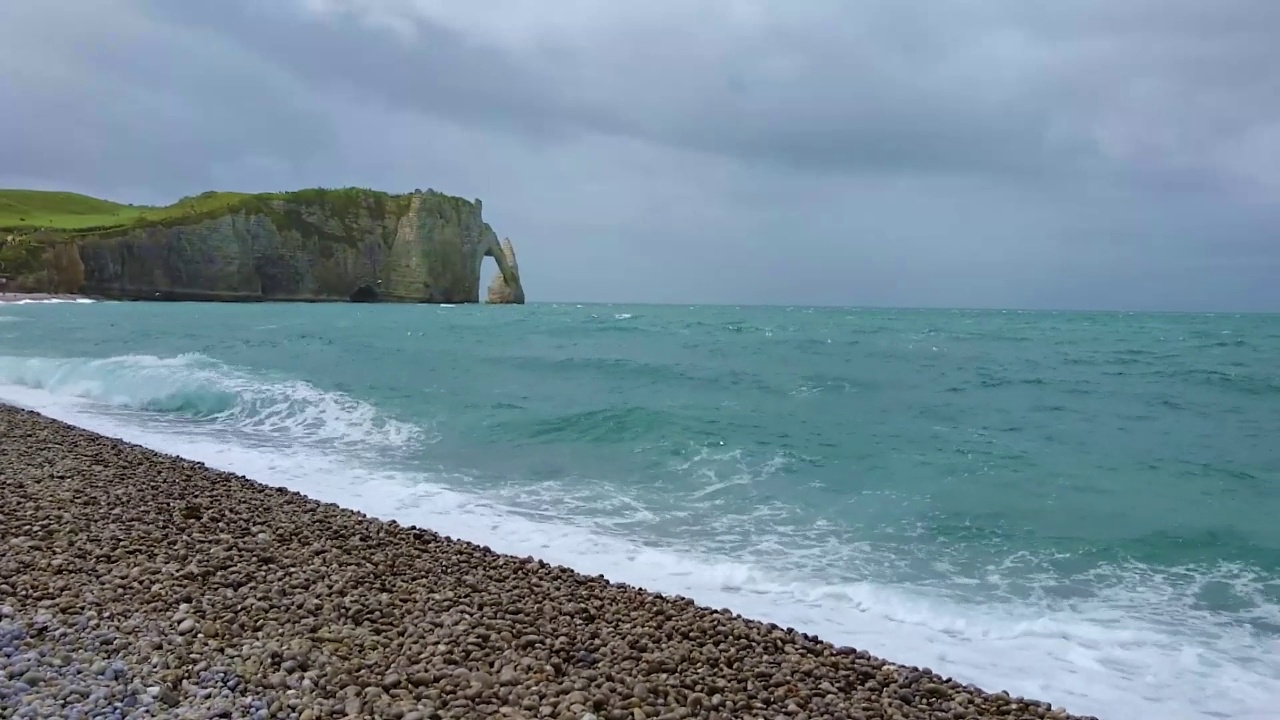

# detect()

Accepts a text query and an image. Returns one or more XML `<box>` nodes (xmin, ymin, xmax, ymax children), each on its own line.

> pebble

<box><xmin>0</xmin><ymin>405</ymin><xmax>1103</xmax><ymax>719</ymax></box>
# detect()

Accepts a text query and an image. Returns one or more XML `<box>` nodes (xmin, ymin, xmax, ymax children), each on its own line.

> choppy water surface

<box><xmin>2</xmin><ymin>300</ymin><xmax>1278</xmax><ymax>720</ymax></box>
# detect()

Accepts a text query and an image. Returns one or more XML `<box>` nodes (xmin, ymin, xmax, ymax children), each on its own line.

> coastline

<box><xmin>0</xmin><ymin>292</ymin><xmax>92</xmax><ymax>303</ymax></box>
<box><xmin>0</xmin><ymin>291</ymin><xmax>496</xmax><ymax>304</ymax></box>
<box><xmin>0</xmin><ymin>404</ymin><xmax>1099</xmax><ymax>720</ymax></box>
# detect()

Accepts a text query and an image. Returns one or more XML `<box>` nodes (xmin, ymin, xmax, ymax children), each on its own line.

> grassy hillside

<box><xmin>0</xmin><ymin>189</ymin><xmax>263</xmax><ymax>233</ymax></box>
<box><xmin>0</xmin><ymin>190</ymin><xmax>134</xmax><ymax>229</ymax></box>
<box><xmin>0</xmin><ymin>187</ymin><xmax>434</xmax><ymax>236</ymax></box>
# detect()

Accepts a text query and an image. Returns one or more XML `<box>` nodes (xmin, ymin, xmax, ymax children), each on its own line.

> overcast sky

<box><xmin>2</xmin><ymin>0</ymin><xmax>1277</xmax><ymax>310</ymax></box>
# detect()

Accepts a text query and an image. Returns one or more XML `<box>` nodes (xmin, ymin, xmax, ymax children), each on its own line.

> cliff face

<box><xmin>486</xmin><ymin>237</ymin><xmax>524</xmax><ymax>304</ymax></box>
<box><xmin>4</xmin><ymin>188</ymin><xmax>525</xmax><ymax>304</ymax></box>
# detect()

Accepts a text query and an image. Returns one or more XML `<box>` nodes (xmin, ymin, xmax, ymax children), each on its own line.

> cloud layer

<box><xmin>2</xmin><ymin>0</ymin><xmax>1277</xmax><ymax>309</ymax></box>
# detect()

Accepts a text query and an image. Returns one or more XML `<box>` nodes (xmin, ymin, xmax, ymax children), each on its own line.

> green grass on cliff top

<box><xmin>0</xmin><ymin>187</ymin><xmax>430</xmax><ymax>234</ymax></box>
<box><xmin>0</xmin><ymin>189</ymin><xmax>261</xmax><ymax>233</ymax></box>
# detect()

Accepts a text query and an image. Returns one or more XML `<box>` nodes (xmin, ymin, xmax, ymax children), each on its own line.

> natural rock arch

<box><xmin>483</xmin><ymin>236</ymin><xmax>524</xmax><ymax>304</ymax></box>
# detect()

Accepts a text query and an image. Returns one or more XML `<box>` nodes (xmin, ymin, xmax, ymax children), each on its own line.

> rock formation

<box><xmin>1</xmin><ymin>188</ymin><xmax>525</xmax><ymax>304</ymax></box>
<box><xmin>486</xmin><ymin>237</ymin><xmax>523</xmax><ymax>304</ymax></box>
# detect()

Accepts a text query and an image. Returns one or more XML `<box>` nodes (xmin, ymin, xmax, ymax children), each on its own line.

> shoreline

<box><xmin>0</xmin><ymin>404</ymin><xmax>1100</xmax><ymax>720</ymax></box>
<box><xmin>0</xmin><ymin>291</ymin><xmax>500</xmax><ymax>304</ymax></box>
<box><xmin>0</xmin><ymin>292</ymin><xmax>92</xmax><ymax>303</ymax></box>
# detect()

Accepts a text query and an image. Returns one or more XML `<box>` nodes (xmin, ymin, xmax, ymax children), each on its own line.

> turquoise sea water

<box><xmin>1</xmin><ymin>300</ymin><xmax>1277</xmax><ymax>719</ymax></box>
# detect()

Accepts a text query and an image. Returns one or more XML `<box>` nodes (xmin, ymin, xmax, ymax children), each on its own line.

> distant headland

<box><xmin>0</xmin><ymin>187</ymin><xmax>524</xmax><ymax>304</ymax></box>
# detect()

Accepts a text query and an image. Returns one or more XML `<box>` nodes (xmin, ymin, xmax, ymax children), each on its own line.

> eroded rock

<box><xmin>486</xmin><ymin>237</ymin><xmax>524</xmax><ymax>304</ymax></box>
<box><xmin>8</xmin><ymin>189</ymin><xmax>527</xmax><ymax>305</ymax></box>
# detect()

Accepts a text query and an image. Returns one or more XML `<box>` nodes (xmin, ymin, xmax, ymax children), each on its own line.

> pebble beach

<box><xmin>0</xmin><ymin>404</ymin><xmax>1102</xmax><ymax>720</ymax></box>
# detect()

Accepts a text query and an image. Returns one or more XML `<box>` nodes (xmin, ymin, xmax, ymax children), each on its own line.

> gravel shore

<box><xmin>0</xmin><ymin>405</ymin><xmax>1102</xmax><ymax>720</ymax></box>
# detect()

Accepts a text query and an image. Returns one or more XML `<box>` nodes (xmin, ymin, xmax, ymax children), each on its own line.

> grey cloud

<box><xmin>1</xmin><ymin>0</ymin><xmax>1277</xmax><ymax>310</ymax></box>
<box><xmin>145</xmin><ymin>0</ymin><xmax>1065</xmax><ymax>179</ymax></box>
<box><xmin>0</xmin><ymin>0</ymin><xmax>335</xmax><ymax>201</ymax></box>
<box><xmin>145</xmin><ymin>0</ymin><xmax>1280</xmax><ymax>192</ymax></box>
<box><xmin>142</xmin><ymin>1</ymin><xmax>588</xmax><ymax>146</ymax></box>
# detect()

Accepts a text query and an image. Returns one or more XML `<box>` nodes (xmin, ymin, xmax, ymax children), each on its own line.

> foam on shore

<box><xmin>0</xmin><ymin>293</ymin><xmax>95</xmax><ymax>304</ymax></box>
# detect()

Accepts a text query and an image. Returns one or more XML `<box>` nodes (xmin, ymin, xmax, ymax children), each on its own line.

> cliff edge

<box><xmin>0</xmin><ymin>187</ymin><xmax>525</xmax><ymax>304</ymax></box>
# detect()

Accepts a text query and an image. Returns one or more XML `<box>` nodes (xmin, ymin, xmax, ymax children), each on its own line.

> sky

<box><xmin>1</xmin><ymin>0</ymin><xmax>1277</xmax><ymax>310</ymax></box>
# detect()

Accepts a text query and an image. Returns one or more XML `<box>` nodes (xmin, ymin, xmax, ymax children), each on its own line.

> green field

<box><xmin>0</xmin><ymin>186</ymin><xmax>428</xmax><ymax>236</ymax></box>
<box><xmin>0</xmin><ymin>189</ymin><xmax>257</xmax><ymax>233</ymax></box>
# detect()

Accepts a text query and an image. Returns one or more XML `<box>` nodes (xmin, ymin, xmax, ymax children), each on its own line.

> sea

<box><xmin>1</xmin><ymin>300</ymin><xmax>1277</xmax><ymax>720</ymax></box>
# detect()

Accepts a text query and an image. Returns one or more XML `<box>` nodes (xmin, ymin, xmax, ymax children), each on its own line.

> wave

<box><xmin>0</xmin><ymin>353</ymin><xmax>424</xmax><ymax>452</ymax></box>
<box><xmin>518</xmin><ymin>405</ymin><xmax>693</xmax><ymax>445</ymax></box>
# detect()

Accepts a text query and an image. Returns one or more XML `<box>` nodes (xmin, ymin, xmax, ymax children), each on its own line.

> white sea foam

<box><xmin>0</xmin><ymin>373</ymin><xmax>1277</xmax><ymax>720</ymax></box>
<box><xmin>0</xmin><ymin>353</ymin><xmax>424</xmax><ymax>452</ymax></box>
<box><xmin>1</xmin><ymin>297</ymin><xmax>97</xmax><ymax>304</ymax></box>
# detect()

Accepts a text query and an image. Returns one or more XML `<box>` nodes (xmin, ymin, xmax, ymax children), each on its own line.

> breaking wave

<box><xmin>0</xmin><ymin>353</ymin><xmax>423</xmax><ymax>452</ymax></box>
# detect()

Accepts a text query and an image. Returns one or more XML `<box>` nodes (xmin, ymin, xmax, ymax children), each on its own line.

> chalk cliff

<box><xmin>0</xmin><ymin>187</ymin><xmax>525</xmax><ymax>304</ymax></box>
<box><xmin>486</xmin><ymin>237</ymin><xmax>524</xmax><ymax>304</ymax></box>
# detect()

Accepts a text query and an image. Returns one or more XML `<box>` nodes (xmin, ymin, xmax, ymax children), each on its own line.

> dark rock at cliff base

<box><xmin>349</xmin><ymin>284</ymin><xmax>380</xmax><ymax>302</ymax></box>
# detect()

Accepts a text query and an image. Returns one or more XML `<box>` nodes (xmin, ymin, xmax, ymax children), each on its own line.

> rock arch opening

<box><xmin>480</xmin><ymin>258</ymin><xmax>500</xmax><ymax>303</ymax></box>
